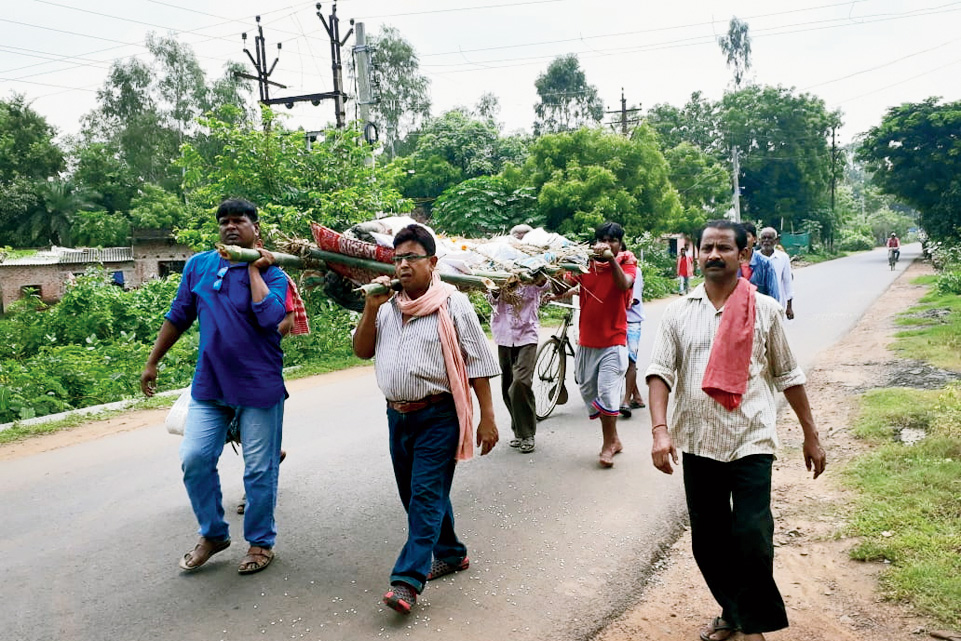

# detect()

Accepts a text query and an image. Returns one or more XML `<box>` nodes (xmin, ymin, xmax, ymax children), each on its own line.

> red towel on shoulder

<box><xmin>701</xmin><ymin>277</ymin><xmax>756</xmax><ymax>411</ymax></box>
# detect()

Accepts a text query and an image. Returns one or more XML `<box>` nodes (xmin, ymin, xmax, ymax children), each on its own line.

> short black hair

<box><xmin>595</xmin><ymin>221</ymin><xmax>625</xmax><ymax>242</ymax></box>
<box><xmin>216</xmin><ymin>198</ymin><xmax>258</xmax><ymax>223</ymax></box>
<box><xmin>393</xmin><ymin>224</ymin><xmax>436</xmax><ymax>256</ymax></box>
<box><xmin>741</xmin><ymin>221</ymin><xmax>757</xmax><ymax>237</ymax></box>
<box><xmin>700</xmin><ymin>219</ymin><xmax>748</xmax><ymax>251</ymax></box>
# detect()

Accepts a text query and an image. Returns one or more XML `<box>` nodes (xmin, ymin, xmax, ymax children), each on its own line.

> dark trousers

<box><xmin>498</xmin><ymin>344</ymin><xmax>538</xmax><ymax>440</ymax></box>
<box><xmin>682</xmin><ymin>452</ymin><xmax>788</xmax><ymax>635</ymax></box>
<box><xmin>387</xmin><ymin>398</ymin><xmax>467</xmax><ymax>593</ymax></box>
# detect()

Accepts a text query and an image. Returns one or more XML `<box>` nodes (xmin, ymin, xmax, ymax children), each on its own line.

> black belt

<box><xmin>387</xmin><ymin>393</ymin><xmax>453</xmax><ymax>414</ymax></box>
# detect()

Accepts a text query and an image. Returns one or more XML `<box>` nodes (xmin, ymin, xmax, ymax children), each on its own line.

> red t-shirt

<box><xmin>571</xmin><ymin>251</ymin><xmax>638</xmax><ymax>348</ymax></box>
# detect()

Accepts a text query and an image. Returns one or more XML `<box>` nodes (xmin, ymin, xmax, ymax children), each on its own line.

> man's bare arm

<box><xmin>783</xmin><ymin>384</ymin><xmax>826</xmax><ymax>479</ymax></box>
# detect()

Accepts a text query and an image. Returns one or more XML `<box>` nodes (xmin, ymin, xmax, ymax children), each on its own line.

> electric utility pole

<box><xmin>236</xmin><ymin>4</ymin><xmax>352</xmax><ymax>128</ymax></box>
<box><xmin>732</xmin><ymin>145</ymin><xmax>742</xmax><ymax>222</ymax></box>
<box><xmin>352</xmin><ymin>20</ymin><xmax>378</xmax><ymax>145</ymax></box>
<box><xmin>604</xmin><ymin>89</ymin><xmax>642</xmax><ymax>136</ymax></box>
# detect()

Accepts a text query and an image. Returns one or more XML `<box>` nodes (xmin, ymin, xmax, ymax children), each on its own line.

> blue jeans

<box><xmin>387</xmin><ymin>398</ymin><xmax>467</xmax><ymax>593</ymax></box>
<box><xmin>179</xmin><ymin>397</ymin><xmax>284</xmax><ymax>548</ymax></box>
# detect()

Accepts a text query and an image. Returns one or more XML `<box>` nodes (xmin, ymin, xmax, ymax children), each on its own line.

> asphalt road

<box><xmin>0</xmin><ymin>244</ymin><xmax>919</xmax><ymax>641</ymax></box>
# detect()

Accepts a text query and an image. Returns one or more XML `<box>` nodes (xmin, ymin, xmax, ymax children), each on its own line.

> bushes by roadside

<box><xmin>0</xmin><ymin>267</ymin><xmax>362</xmax><ymax>424</ymax></box>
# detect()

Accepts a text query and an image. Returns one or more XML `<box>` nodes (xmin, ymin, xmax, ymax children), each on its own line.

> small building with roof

<box><xmin>0</xmin><ymin>229</ymin><xmax>194</xmax><ymax>313</ymax></box>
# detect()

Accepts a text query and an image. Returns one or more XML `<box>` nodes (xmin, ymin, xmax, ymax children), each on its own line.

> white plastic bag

<box><xmin>165</xmin><ymin>387</ymin><xmax>191</xmax><ymax>436</ymax></box>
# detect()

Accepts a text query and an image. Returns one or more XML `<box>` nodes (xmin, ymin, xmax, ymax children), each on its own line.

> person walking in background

<box><xmin>676</xmin><ymin>241</ymin><xmax>694</xmax><ymax>295</ymax></box>
<box><xmin>488</xmin><ymin>268</ymin><xmax>549</xmax><ymax>454</ymax></box>
<box><xmin>555</xmin><ymin>222</ymin><xmax>636</xmax><ymax>468</ymax></box>
<box><xmin>646</xmin><ymin>219</ymin><xmax>826</xmax><ymax>641</ymax></box>
<box><xmin>352</xmin><ymin>224</ymin><xmax>500</xmax><ymax>615</ymax></box>
<box><xmin>140</xmin><ymin>198</ymin><xmax>289</xmax><ymax>576</ymax></box>
<box><xmin>620</xmin><ymin>266</ymin><xmax>646</xmax><ymax>417</ymax></box>
<box><xmin>739</xmin><ymin>222</ymin><xmax>780</xmax><ymax>301</ymax></box>
<box><xmin>757</xmin><ymin>227</ymin><xmax>795</xmax><ymax>320</ymax></box>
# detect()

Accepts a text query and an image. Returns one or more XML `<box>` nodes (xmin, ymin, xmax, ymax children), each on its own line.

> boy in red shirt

<box><xmin>560</xmin><ymin>222</ymin><xmax>637</xmax><ymax>467</ymax></box>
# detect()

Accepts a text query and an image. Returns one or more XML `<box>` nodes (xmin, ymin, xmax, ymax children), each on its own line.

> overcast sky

<box><xmin>5</xmin><ymin>0</ymin><xmax>961</xmax><ymax>147</ymax></box>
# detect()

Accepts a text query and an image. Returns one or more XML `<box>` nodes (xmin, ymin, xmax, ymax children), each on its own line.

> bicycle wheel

<box><xmin>533</xmin><ymin>337</ymin><xmax>567</xmax><ymax>420</ymax></box>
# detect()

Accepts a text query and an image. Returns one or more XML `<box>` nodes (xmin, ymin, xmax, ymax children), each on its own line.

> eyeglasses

<box><xmin>213</xmin><ymin>266</ymin><xmax>228</xmax><ymax>292</ymax></box>
<box><xmin>391</xmin><ymin>253</ymin><xmax>432</xmax><ymax>265</ymax></box>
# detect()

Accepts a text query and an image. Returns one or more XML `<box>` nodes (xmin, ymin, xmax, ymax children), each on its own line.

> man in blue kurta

<box><xmin>141</xmin><ymin>198</ymin><xmax>289</xmax><ymax>575</ymax></box>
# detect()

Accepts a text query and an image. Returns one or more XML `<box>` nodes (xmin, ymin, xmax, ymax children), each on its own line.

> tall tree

<box><xmin>533</xmin><ymin>55</ymin><xmax>603</xmax><ymax>136</ymax></box>
<box><xmin>368</xmin><ymin>26</ymin><xmax>432</xmax><ymax>159</ymax></box>
<box><xmin>0</xmin><ymin>95</ymin><xmax>65</xmax><ymax>245</ymax></box>
<box><xmin>662</xmin><ymin>142</ymin><xmax>731</xmax><ymax>236</ymax></box>
<box><xmin>646</xmin><ymin>91</ymin><xmax>722</xmax><ymax>156</ymax></box>
<box><xmin>721</xmin><ymin>85</ymin><xmax>841</xmax><ymax>233</ymax></box>
<box><xmin>718</xmin><ymin>17</ymin><xmax>752</xmax><ymax>89</ymax></box>
<box><xmin>857</xmin><ymin>97</ymin><xmax>961</xmax><ymax>241</ymax></box>
<box><xmin>524</xmin><ymin>125</ymin><xmax>681</xmax><ymax>237</ymax></box>
<box><xmin>146</xmin><ymin>33</ymin><xmax>209</xmax><ymax>143</ymax></box>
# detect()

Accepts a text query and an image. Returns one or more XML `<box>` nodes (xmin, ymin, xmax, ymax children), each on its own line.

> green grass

<box><xmin>843</xmin><ymin>381</ymin><xmax>961</xmax><ymax>627</ymax></box>
<box><xmin>796</xmin><ymin>249</ymin><xmax>851</xmax><ymax>264</ymax></box>
<box><xmin>891</xmin><ymin>277</ymin><xmax>961</xmax><ymax>371</ymax></box>
<box><xmin>853</xmin><ymin>388</ymin><xmax>940</xmax><ymax>441</ymax></box>
<box><xmin>842</xmin><ymin>428</ymin><xmax>961</xmax><ymax>626</ymax></box>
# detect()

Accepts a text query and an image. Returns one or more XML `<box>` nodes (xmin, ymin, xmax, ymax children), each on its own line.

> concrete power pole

<box><xmin>603</xmin><ymin>89</ymin><xmax>642</xmax><ymax>136</ymax></box>
<box><xmin>732</xmin><ymin>145</ymin><xmax>742</xmax><ymax>222</ymax></box>
<box><xmin>352</xmin><ymin>21</ymin><xmax>377</xmax><ymax>145</ymax></box>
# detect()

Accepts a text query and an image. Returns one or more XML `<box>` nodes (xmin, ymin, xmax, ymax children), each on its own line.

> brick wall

<box><xmin>0</xmin><ymin>261</ymin><xmax>134</xmax><ymax>313</ymax></box>
<box><xmin>132</xmin><ymin>240</ymin><xmax>195</xmax><ymax>285</ymax></box>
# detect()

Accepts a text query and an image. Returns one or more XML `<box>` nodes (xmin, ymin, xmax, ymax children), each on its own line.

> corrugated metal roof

<box><xmin>0</xmin><ymin>246</ymin><xmax>132</xmax><ymax>267</ymax></box>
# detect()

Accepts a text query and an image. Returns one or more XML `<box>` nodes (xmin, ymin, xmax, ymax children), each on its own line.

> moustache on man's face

<box><xmin>705</xmin><ymin>260</ymin><xmax>726</xmax><ymax>269</ymax></box>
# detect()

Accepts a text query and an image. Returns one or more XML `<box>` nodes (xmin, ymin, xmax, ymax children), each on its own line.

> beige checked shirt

<box><xmin>374</xmin><ymin>290</ymin><xmax>500</xmax><ymax>402</ymax></box>
<box><xmin>645</xmin><ymin>284</ymin><xmax>806</xmax><ymax>462</ymax></box>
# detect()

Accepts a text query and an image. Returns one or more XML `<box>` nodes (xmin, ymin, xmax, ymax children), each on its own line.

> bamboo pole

<box><xmin>217</xmin><ymin>244</ymin><xmax>497</xmax><ymax>292</ymax></box>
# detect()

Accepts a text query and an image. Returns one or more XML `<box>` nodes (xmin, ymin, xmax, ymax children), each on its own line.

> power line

<box><xmin>355</xmin><ymin>0</ymin><xmax>566</xmax><ymax>20</ymax></box>
<box><xmin>419</xmin><ymin>2</ymin><xmax>961</xmax><ymax>74</ymax></box>
<box><xmin>803</xmin><ymin>38</ymin><xmax>961</xmax><ymax>90</ymax></box>
<box><xmin>418</xmin><ymin>0</ymin><xmax>889</xmax><ymax>59</ymax></box>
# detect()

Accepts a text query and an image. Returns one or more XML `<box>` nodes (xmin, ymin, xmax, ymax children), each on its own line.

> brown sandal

<box><xmin>179</xmin><ymin>537</ymin><xmax>231</xmax><ymax>571</ymax></box>
<box><xmin>238</xmin><ymin>546</ymin><xmax>274</xmax><ymax>574</ymax></box>
<box><xmin>700</xmin><ymin>616</ymin><xmax>736</xmax><ymax>641</ymax></box>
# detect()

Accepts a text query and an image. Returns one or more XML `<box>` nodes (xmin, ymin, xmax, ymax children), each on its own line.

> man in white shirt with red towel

<box><xmin>645</xmin><ymin>219</ymin><xmax>827</xmax><ymax>641</ymax></box>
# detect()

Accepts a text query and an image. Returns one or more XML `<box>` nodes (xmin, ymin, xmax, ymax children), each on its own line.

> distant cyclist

<box><xmin>887</xmin><ymin>233</ymin><xmax>901</xmax><ymax>263</ymax></box>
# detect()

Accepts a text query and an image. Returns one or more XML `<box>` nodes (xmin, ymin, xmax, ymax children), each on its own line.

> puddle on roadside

<box><xmin>898</xmin><ymin>427</ymin><xmax>927</xmax><ymax>445</ymax></box>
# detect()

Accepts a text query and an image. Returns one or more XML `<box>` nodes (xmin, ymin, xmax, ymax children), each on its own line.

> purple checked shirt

<box><xmin>488</xmin><ymin>282</ymin><xmax>549</xmax><ymax>347</ymax></box>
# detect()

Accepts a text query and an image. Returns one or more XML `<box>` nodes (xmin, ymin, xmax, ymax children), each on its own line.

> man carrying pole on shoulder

<box><xmin>553</xmin><ymin>221</ymin><xmax>636</xmax><ymax>468</ymax></box>
<box><xmin>352</xmin><ymin>224</ymin><xmax>500</xmax><ymax>616</ymax></box>
<box><xmin>141</xmin><ymin>198</ymin><xmax>289</xmax><ymax>576</ymax></box>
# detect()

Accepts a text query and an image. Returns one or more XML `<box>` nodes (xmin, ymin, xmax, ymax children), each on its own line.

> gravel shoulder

<box><xmin>595</xmin><ymin>259</ymin><xmax>944</xmax><ymax>641</ymax></box>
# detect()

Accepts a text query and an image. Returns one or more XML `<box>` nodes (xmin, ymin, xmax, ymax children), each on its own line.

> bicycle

<box><xmin>888</xmin><ymin>247</ymin><xmax>899</xmax><ymax>270</ymax></box>
<box><xmin>533</xmin><ymin>301</ymin><xmax>577</xmax><ymax>420</ymax></box>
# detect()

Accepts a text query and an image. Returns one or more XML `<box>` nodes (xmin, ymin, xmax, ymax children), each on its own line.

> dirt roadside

<box><xmin>596</xmin><ymin>260</ymin><xmax>951</xmax><ymax>641</ymax></box>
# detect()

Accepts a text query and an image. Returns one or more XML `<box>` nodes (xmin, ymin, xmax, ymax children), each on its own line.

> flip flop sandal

<box><xmin>629</xmin><ymin>400</ymin><xmax>646</xmax><ymax>409</ymax></box>
<box><xmin>179</xmin><ymin>537</ymin><xmax>231</xmax><ymax>571</ymax></box>
<box><xmin>427</xmin><ymin>556</ymin><xmax>470</xmax><ymax>581</ymax></box>
<box><xmin>238</xmin><ymin>546</ymin><xmax>274</xmax><ymax>575</ymax></box>
<box><xmin>700</xmin><ymin>616</ymin><xmax>736</xmax><ymax>641</ymax></box>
